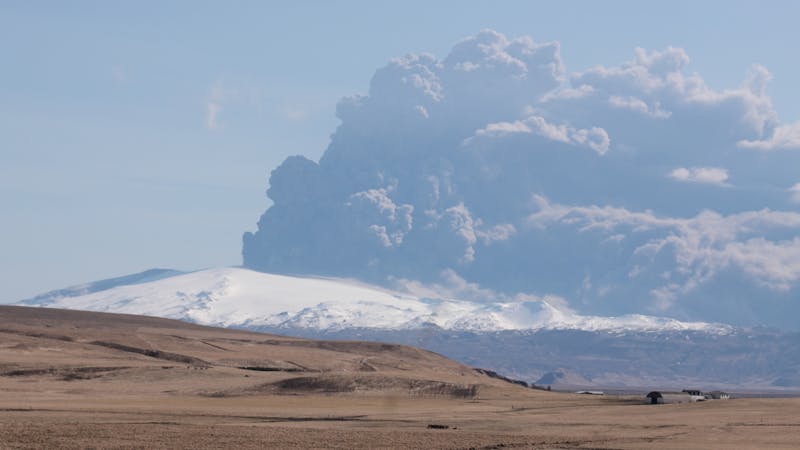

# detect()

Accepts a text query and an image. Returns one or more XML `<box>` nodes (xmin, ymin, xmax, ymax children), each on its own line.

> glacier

<box><xmin>17</xmin><ymin>267</ymin><xmax>731</xmax><ymax>334</ymax></box>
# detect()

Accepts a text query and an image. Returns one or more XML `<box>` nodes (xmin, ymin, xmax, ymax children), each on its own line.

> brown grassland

<box><xmin>1</xmin><ymin>305</ymin><xmax>798</xmax><ymax>449</ymax></box>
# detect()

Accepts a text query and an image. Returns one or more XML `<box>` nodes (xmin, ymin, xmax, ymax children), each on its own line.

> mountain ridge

<box><xmin>17</xmin><ymin>266</ymin><xmax>731</xmax><ymax>334</ymax></box>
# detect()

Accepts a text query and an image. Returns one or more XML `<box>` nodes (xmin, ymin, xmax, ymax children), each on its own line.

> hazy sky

<box><xmin>2</xmin><ymin>1</ymin><xmax>799</xmax><ymax>301</ymax></box>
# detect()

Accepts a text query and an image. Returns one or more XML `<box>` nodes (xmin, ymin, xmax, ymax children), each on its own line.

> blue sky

<box><xmin>2</xmin><ymin>1</ymin><xmax>799</xmax><ymax>302</ymax></box>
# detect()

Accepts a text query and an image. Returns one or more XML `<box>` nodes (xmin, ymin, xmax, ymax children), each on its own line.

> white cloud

<box><xmin>442</xmin><ymin>203</ymin><xmax>478</xmax><ymax>263</ymax></box>
<box><xmin>572</xmin><ymin>46</ymin><xmax>691</xmax><ymax>93</ymax></box>
<box><xmin>474</xmin><ymin>120</ymin><xmax>531</xmax><ymax>136</ymax></box>
<box><xmin>367</xmin><ymin>225</ymin><xmax>393</xmax><ymax>248</ymax></box>
<box><xmin>669</xmin><ymin>167</ymin><xmax>730</xmax><ymax>186</ymax></box>
<box><xmin>206</xmin><ymin>102</ymin><xmax>222</xmax><ymax>131</ymax></box>
<box><xmin>283</xmin><ymin>108</ymin><xmax>309</xmax><ymax>121</ymax></box>
<box><xmin>608</xmin><ymin>95</ymin><xmax>671</xmax><ymax>118</ymax></box>
<box><xmin>473</xmin><ymin>115</ymin><xmax>610</xmax><ymax>154</ymax></box>
<box><xmin>204</xmin><ymin>81</ymin><xmax>270</xmax><ymax>130</ymax></box>
<box><xmin>527</xmin><ymin>195</ymin><xmax>800</xmax><ymax>297</ymax></box>
<box><xmin>570</xmin><ymin>51</ymin><xmax>776</xmax><ymax>135</ymax></box>
<box><xmin>445</xmin><ymin>29</ymin><xmax>565</xmax><ymax>85</ymax></box>
<box><xmin>477</xmin><ymin>223</ymin><xmax>517</xmax><ymax>244</ymax></box>
<box><xmin>738</xmin><ymin>121</ymin><xmax>800</xmax><ymax>150</ymax></box>
<box><xmin>205</xmin><ymin>83</ymin><xmax>236</xmax><ymax>131</ymax></box>
<box><xmin>723</xmin><ymin>238</ymin><xmax>800</xmax><ymax>291</ymax></box>
<box><xmin>391</xmin><ymin>268</ymin><xmax>572</xmax><ymax>311</ymax></box>
<box><xmin>790</xmin><ymin>184</ymin><xmax>800</xmax><ymax>204</ymax></box>
<box><xmin>540</xmin><ymin>84</ymin><xmax>594</xmax><ymax>102</ymax></box>
<box><xmin>349</xmin><ymin>188</ymin><xmax>414</xmax><ymax>248</ymax></box>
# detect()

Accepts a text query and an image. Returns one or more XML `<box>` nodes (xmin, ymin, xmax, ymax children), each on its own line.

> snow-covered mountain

<box><xmin>16</xmin><ymin>267</ymin><xmax>800</xmax><ymax>389</ymax></box>
<box><xmin>20</xmin><ymin>268</ymin><xmax>184</xmax><ymax>303</ymax></box>
<box><xmin>18</xmin><ymin>267</ymin><xmax>729</xmax><ymax>334</ymax></box>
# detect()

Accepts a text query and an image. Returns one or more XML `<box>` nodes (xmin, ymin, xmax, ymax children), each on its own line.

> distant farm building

<box><xmin>646</xmin><ymin>388</ymin><xmax>733</xmax><ymax>404</ymax></box>
<box><xmin>706</xmin><ymin>390</ymin><xmax>731</xmax><ymax>400</ymax></box>
<box><xmin>575</xmin><ymin>390</ymin><xmax>605</xmax><ymax>395</ymax></box>
<box><xmin>646</xmin><ymin>391</ymin><xmax>663</xmax><ymax>404</ymax></box>
<box><xmin>646</xmin><ymin>391</ymin><xmax>703</xmax><ymax>404</ymax></box>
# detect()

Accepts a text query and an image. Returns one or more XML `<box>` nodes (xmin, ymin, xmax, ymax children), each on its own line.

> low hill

<box><xmin>0</xmin><ymin>305</ymin><xmax>518</xmax><ymax>398</ymax></box>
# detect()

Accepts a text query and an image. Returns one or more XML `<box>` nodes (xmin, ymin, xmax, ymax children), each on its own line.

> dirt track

<box><xmin>1</xmin><ymin>306</ymin><xmax>799</xmax><ymax>449</ymax></box>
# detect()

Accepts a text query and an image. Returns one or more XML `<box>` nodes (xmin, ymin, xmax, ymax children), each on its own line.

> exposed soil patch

<box><xmin>267</xmin><ymin>375</ymin><xmax>479</xmax><ymax>398</ymax></box>
<box><xmin>0</xmin><ymin>328</ymin><xmax>74</xmax><ymax>342</ymax></box>
<box><xmin>89</xmin><ymin>341</ymin><xmax>210</xmax><ymax>366</ymax></box>
<box><xmin>238</xmin><ymin>366</ymin><xmax>302</xmax><ymax>372</ymax></box>
<box><xmin>1</xmin><ymin>366</ymin><xmax>132</xmax><ymax>380</ymax></box>
<box><xmin>474</xmin><ymin>368</ymin><xmax>529</xmax><ymax>388</ymax></box>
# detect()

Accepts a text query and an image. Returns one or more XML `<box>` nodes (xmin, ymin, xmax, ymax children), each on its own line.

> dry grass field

<box><xmin>1</xmin><ymin>305</ymin><xmax>799</xmax><ymax>449</ymax></box>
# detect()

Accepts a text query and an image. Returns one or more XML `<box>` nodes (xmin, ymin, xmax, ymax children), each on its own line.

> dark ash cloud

<box><xmin>243</xmin><ymin>30</ymin><xmax>800</xmax><ymax>330</ymax></box>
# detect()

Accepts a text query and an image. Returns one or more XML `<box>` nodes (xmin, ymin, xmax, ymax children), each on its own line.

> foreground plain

<box><xmin>1</xmin><ymin>306</ymin><xmax>799</xmax><ymax>449</ymax></box>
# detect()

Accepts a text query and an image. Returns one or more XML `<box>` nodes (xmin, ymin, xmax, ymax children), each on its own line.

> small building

<box><xmin>646</xmin><ymin>391</ymin><xmax>664</xmax><ymax>404</ymax></box>
<box><xmin>648</xmin><ymin>388</ymin><xmax>730</xmax><ymax>404</ymax></box>
<box><xmin>706</xmin><ymin>390</ymin><xmax>731</xmax><ymax>400</ymax></box>
<box><xmin>575</xmin><ymin>390</ymin><xmax>605</xmax><ymax>395</ymax></box>
<box><xmin>646</xmin><ymin>391</ymin><xmax>698</xmax><ymax>404</ymax></box>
